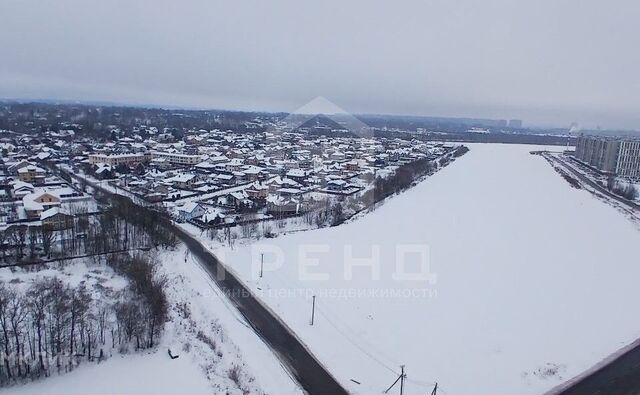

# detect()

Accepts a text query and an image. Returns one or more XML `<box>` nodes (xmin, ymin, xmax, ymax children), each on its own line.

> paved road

<box><xmin>173</xmin><ymin>226</ymin><xmax>349</xmax><ymax>395</ymax></box>
<box><xmin>547</xmin><ymin>153</ymin><xmax>640</xmax><ymax>211</ymax></box>
<box><xmin>543</xmin><ymin>153</ymin><xmax>640</xmax><ymax>395</ymax></box>
<box><xmin>59</xmin><ymin>167</ymin><xmax>349</xmax><ymax>395</ymax></box>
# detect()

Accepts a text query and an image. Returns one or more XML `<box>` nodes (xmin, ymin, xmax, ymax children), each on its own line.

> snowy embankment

<box><xmin>158</xmin><ymin>246</ymin><xmax>303</xmax><ymax>395</ymax></box>
<box><xmin>209</xmin><ymin>143</ymin><xmax>640</xmax><ymax>395</ymax></box>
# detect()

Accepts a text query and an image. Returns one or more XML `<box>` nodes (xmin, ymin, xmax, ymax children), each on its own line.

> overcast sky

<box><xmin>1</xmin><ymin>0</ymin><xmax>639</xmax><ymax>130</ymax></box>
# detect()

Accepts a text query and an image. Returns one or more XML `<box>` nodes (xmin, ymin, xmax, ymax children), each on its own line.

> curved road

<box><xmin>173</xmin><ymin>226</ymin><xmax>349</xmax><ymax>395</ymax></box>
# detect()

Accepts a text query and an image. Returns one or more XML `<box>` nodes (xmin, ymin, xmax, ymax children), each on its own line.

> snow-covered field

<box><xmin>209</xmin><ymin>143</ymin><xmax>640</xmax><ymax>394</ymax></box>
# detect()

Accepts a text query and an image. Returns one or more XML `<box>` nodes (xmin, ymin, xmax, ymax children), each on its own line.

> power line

<box><xmin>252</xmin><ymin>263</ymin><xmax>440</xmax><ymax>392</ymax></box>
<box><xmin>314</xmin><ymin>306</ymin><xmax>399</xmax><ymax>375</ymax></box>
<box><xmin>314</xmin><ymin>303</ymin><xmax>400</xmax><ymax>368</ymax></box>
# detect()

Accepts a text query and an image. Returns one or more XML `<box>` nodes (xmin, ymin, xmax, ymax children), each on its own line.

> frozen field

<box><xmin>215</xmin><ymin>143</ymin><xmax>640</xmax><ymax>394</ymax></box>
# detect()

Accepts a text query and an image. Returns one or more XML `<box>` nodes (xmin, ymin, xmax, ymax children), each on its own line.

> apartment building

<box><xmin>151</xmin><ymin>151</ymin><xmax>202</xmax><ymax>166</ymax></box>
<box><xmin>616</xmin><ymin>140</ymin><xmax>640</xmax><ymax>179</ymax></box>
<box><xmin>575</xmin><ymin>136</ymin><xmax>640</xmax><ymax>179</ymax></box>
<box><xmin>88</xmin><ymin>153</ymin><xmax>149</xmax><ymax>166</ymax></box>
<box><xmin>90</xmin><ymin>150</ymin><xmax>201</xmax><ymax>167</ymax></box>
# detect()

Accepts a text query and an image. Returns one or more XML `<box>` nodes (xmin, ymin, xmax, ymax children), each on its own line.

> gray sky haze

<box><xmin>1</xmin><ymin>0</ymin><xmax>639</xmax><ymax>129</ymax></box>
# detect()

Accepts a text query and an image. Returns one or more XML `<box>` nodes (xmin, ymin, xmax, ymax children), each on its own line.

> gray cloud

<box><xmin>1</xmin><ymin>0</ymin><xmax>639</xmax><ymax>129</ymax></box>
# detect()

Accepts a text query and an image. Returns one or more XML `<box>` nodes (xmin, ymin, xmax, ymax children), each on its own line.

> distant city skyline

<box><xmin>1</xmin><ymin>0</ymin><xmax>640</xmax><ymax>130</ymax></box>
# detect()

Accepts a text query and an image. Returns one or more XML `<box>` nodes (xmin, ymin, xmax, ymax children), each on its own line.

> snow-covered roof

<box><xmin>286</xmin><ymin>169</ymin><xmax>306</xmax><ymax>177</ymax></box>
<box><xmin>277</xmin><ymin>188</ymin><xmax>303</xmax><ymax>195</ymax></box>
<box><xmin>40</xmin><ymin>207</ymin><xmax>71</xmax><ymax>221</ymax></box>
<box><xmin>17</xmin><ymin>164</ymin><xmax>45</xmax><ymax>173</ymax></box>
<box><xmin>178</xmin><ymin>202</ymin><xmax>203</xmax><ymax>214</ymax></box>
<box><xmin>22</xmin><ymin>196</ymin><xmax>44</xmax><ymax>211</ymax></box>
<box><xmin>166</xmin><ymin>173</ymin><xmax>196</xmax><ymax>183</ymax></box>
<box><xmin>327</xmin><ymin>179</ymin><xmax>348</xmax><ymax>186</ymax></box>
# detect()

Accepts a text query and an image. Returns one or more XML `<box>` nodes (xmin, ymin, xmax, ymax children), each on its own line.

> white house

<box><xmin>176</xmin><ymin>202</ymin><xmax>206</xmax><ymax>222</ymax></box>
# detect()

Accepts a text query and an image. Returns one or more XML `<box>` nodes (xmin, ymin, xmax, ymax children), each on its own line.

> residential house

<box><xmin>166</xmin><ymin>173</ymin><xmax>197</xmax><ymax>189</ymax></box>
<box><xmin>267</xmin><ymin>196</ymin><xmax>300</xmax><ymax>216</ymax></box>
<box><xmin>177</xmin><ymin>202</ymin><xmax>207</xmax><ymax>222</ymax></box>
<box><xmin>41</xmin><ymin>207</ymin><xmax>74</xmax><ymax>230</ymax></box>
<box><xmin>327</xmin><ymin>179</ymin><xmax>349</xmax><ymax>192</ymax></box>
<box><xmin>18</xmin><ymin>165</ymin><xmax>46</xmax><ymax>185</ymax></box>
<box><xmin>245</xmin><ymin>182</ymin><xmax>269</xmax><ymax>200</ymax></box>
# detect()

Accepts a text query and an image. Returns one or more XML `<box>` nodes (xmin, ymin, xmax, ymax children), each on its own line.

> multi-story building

<box><xmin>616</xmin><ymin>140</ymin><xmax>640</xmax><ymax>179</ymax></box>
<box><xmin>151</xmin><ymin>151</ymin><xmax>202</xmax><ymax>166</ymax></box>
<box><xmin>508</xmin><ymin>119</ymin><xmax>523</xmax><ymax>128</ymax></box>
<box><xmin>17</xmin><ymin>165</ymin><xmax>46</xmax><ymax>185</ymax></box>
<box><xmin>88</xmin><ymin>153</ymin><xmax>149</xmax><ymax>166</ymax></box>
<box><xmin>574</xmin><ymin>136</ymin><xmax>640</xmax><ymax>179</ymax></box>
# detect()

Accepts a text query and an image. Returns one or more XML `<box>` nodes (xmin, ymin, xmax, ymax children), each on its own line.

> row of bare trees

<box><xmin>0</xmin><ymin>226</ymin><xmax>58</xmax><ymax>263</ymax></box>
<box><xmin>0</xmin><ymin>195</ymin><xmax>179</xmax><ymax>266</ymax></box>
<box><xmin>0</xmin><ymin>278</ymin><xmax>105</xmax><ymax>383</ymax></box>
<box><xmin>101</xmin><ymin>194</ymin><xmax>179</xmax><ymax>250</ymax></box>
<box><xmin>0</xmin><ymin>253</ymin><xmax>168</xmax><ymax>386</ymax></box>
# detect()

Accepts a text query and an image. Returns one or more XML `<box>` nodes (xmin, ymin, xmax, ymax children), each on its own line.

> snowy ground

<box><xmin>0</xmin><ymin>258</ymin><xmax>127</xmax><ymax>300</ymax></box>
<box><xmin>4</xmin><ymin>248</ymin><xmax>301</xmax><ymax>395</ymax></box>
<box><xmin>2</xmin><ymin>352</ymin><xmax>213</xmax><ymax>395</ymax></box>
<box><xmin>204</xmin><ymin>143</ymin><xmax>640</xmax><ymax>395</ymax></box>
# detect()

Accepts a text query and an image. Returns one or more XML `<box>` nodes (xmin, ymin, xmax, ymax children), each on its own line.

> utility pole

<box><xmin>431</xmin><ymin>382</ymin><xmax>438</xmax><ymax>395</ymax></box>
<box><xmin>310</xmin><ymin>295</ymin><xmax>316</xmax><ymax>325</ymax></box>
<box><xmin>384</xmin><ymin>365</ymin><xmax>407</xmax><ymax>395</ymax></box>
<box><xmin>260</xmin><ymin>253</ymin><xmax>264</xmax><ymax>278</ymax></box>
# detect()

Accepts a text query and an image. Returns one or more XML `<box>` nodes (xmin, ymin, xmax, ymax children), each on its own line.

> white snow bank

<box><xmin>159</xmin><ymin>246</ymin><xmax>303</xmax><ymax>395</ymax></box>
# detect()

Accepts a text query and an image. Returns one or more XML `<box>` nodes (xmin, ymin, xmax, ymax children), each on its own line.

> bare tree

<box><xmin>69</xmin><ymin>285</ymin><xmax>91</xmax><ymax>359</ymax></box>
<box><xmin>41</xmin><ymin>228</ymin><xmax>56</xmax><ymax>259</ymax></box>
<box><xmin>26</xmin><ymin>280</ymin><xmax>49</xmax><ymax>373</ymax></box>
<box><xmin>28</xmin><ymin>226</ymin><xmax>40</xmax><ymax>259</ymax></box>
<box><xmin>7</xmin><ymin>294</ymin><xmax>27</xmax><ymax>376</ymax></box>
<box><xmin>0</xmin><ymin>283</ymin><xmax>13</xmax><ymax>379</ymax></box>
<box><xmin>0</xmin><ymin>230</ymin><xmax>6</xmax><ymax>263</ymax></box>
<box><xmin>8</xmin><ymin>226</ymin><xmax>27</xmax><ymax>261</ymax></box>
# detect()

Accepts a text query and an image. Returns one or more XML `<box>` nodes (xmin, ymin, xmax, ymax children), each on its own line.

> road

<box><xmin>57</xmin><ymin>166</ymin><xmax>349</xmax><ymax>395</ymax></box>
<box><xmin>173</xmin><ymin>227</ymin><xmax>348</xmax><ymax>394</ymax></box>
<box><xmin>543</xmin><ymin>153</ymin><xmax>640</xmax><ymax>395</ymax></box>
<box><xmin>546</xmin><ymin>153</ymin><xmax>640</xmax><ymax>212</ymax></box>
